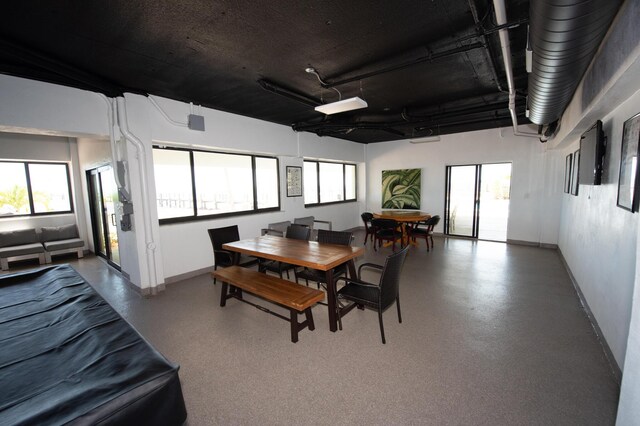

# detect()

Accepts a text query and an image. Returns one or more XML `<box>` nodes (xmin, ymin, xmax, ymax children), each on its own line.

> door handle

<box><xmin>111</xmin><ymin>214</ymin><xmax>116</xmax><ymax>226</ymax></box>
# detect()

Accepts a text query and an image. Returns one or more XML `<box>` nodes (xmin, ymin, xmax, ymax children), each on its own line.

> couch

<box><xmin>0</xmin><ymin>224</ymin><xmax>85</xmax><ymax>271</ymax></box>
<box><xmin>0</xmin><ymin>228</ymin><xmax>46</xmax><ymax>271</ymax></box>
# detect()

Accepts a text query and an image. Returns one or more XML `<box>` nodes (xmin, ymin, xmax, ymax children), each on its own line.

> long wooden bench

<box><xmin>213</xmin><ymin>266</ymin><xmax>325</xmax><ymax>343</ymax></box>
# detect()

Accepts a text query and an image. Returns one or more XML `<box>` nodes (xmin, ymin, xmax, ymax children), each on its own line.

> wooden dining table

<box><xmin>373</xmin><ymin>210</ymin><xmax>432</xmax><ymax>245</ymax></box>
<box><xmin>223</xmin><ymin>235</ymin><xmax>364</xmax><ymax>332</ymax></box>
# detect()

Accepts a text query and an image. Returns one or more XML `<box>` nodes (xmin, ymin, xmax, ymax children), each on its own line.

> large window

<box><xmin>153</xmin><ymin>147</ymin><xmax>279</xmax><ymax>223</ymax></box>
<box><xmin>303</xmin><ymin>160</ymin><xmax>357</xmax><ymax>206</ymax></box>
<box><xmin>0</xmin><ymin>161</ymin><xmax>73</xmax><ymax>217</ymax></box>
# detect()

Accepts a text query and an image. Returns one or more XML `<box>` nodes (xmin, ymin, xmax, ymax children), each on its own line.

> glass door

<box><xmin>445</xmin><ymin>165</ymin><xmax>479</xmax><ymax>237</ymax></box>
<box><xmin>478</xmin><ymin>163</ymin><xmax>512</xmax><ymax>241</ymax></box>
<box><xmin>87</xmin><ymin>166</ymin><xmax>120</xmax><ymax>268</ymax></box>
<box><xmin>445</xmin><ymin>163</ymin><xmax>511</xmax><ymax>241</ymax></box>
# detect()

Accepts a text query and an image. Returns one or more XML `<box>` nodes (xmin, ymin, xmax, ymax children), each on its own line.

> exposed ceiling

<box><xmin>0</xmin><ymin>0</ymin><xmax>588</xmax><ymax>144</ymax></box>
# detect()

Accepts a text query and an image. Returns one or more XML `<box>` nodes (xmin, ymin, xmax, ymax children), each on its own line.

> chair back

<box><xmin>423</xmin><ymin>215</ymin><xmax>440</xmax><ymax>232</ymax></box>
<box><xmin>317</xmin><ymin>229</ymin><xmax>353</xmax><ymax>246</ymax></box>
<box><xmin>286</xmin><ymin>224</ymin><xmax>310</xmax><ymax>241</ymax></box>
<box><xmin>208</xmin><ymin>225</ymin><xmax>240</xmax><ymax>251</ymax></box>
<box><xmin>264</xmin><ymin>220</ymin><xmax>291</xmax><ymax>236</ymax></box>
<box><xmin>294</xmin><ymin>216</ymin><xmax>315</xmax><ymax>229</ymax></box>
<box><xmin>379</xmin><ymin>245</ymin><xmax>409</xmax><ymax>309</ymax></box>
<box><xmin>361</xmin><ymin>212</ymin><xmax>373</xmax><ymax>229</ymax></box>
<box><xmin>371</xmin><ymin>218</ymin><xmax>398</xmax><ymax>231</ymax></box>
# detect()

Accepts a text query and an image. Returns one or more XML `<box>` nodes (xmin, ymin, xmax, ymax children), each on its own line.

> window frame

<box><xmin>303</xmin><ymin>160</ymin><xmax>357</xmax><ymax>207</ymax></box>
<box><xmin>0</xmin><ymin>160</ymin><xmax>74</xmax><ymax>218</ymax></box>
<box><xmin>153</xmin><ymin>146</ymin><xmax>280</xmax><ymax>224</ymax></box>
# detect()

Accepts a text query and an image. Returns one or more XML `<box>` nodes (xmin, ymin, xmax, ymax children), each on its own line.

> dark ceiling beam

<box><xmin>321</xmin><ymin>42</ymin><xmax>484</xmax><ymax>88</ymax></box>
<box><xmin>467</xmin><ymin>0</ymin><xmax>505</xmax><ymax>93</ymax></box>
<box><xmin>257</xmin><ymin>79</ymin><xmax>321</xmax><ymax>107</ymax></box>
<box><xmin>0</xmin><ymin>37</ymin><xmax>126</xmax><ymax>97</ymax></box>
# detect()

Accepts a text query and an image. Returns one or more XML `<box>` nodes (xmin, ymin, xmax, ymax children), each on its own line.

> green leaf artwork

<box><xmin>382</xmin><ymin>169</ymin><xmax>421</xmax><ymax>209</ymax></box>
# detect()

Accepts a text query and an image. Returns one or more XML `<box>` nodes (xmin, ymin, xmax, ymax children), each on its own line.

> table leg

<box><xmin>326</xmin><ymin>268</ymin><xmax>337</xmax><ymax>332</ymax></box>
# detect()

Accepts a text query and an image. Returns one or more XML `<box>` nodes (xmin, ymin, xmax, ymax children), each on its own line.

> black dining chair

<box><xmin>409</xmin><ymin>215</ymin><xmax>440</xmax><ymax>251</ymax></box>
<box><xmin>295</xmin><ymin>230</ymin><xmax>353</xmax><ymax>293</ymax></box>
<box><xmin>335</xmin><ymin>245</ymin><xmax>409</xmax><ymax>344</ymax></box>
<box><xmin>259</xmin><ymin>224</ymin><xmax>310</xmax><ymax>279</ymax></box>
<box><xmin>208</xmin><ymin>225</ymin><xmax>258</xmax><ymax>284</ymax></box>
<box><xmin>371</xmin><ymin>218</ymin><xmax>404</xmax><ymax>251</ymax></box>
<box><xmin>361</xmin><ymin>212</ymin><xmax>376</xmax><ymax>245</ymax></box>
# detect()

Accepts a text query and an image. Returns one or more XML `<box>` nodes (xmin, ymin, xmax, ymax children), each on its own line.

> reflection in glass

<box><xmin>153</xmin><ymin>149</ymin><xmax>194</xmax><ymax>219</ymax></box>
<box><xmin>194</xmin><ymin>152</ymin><xmax>253</xmax><ymax>215</ymax></box>
<box><xmin>304</xmin><ymin>162</ymin><xmax>318</xmax><ymax>204</ymax></box>
<box><xmin>345</xmin><ymin>164</ymin><xmax>356</xmax><ymax>200</ymax></box>
<box><xmin>256</xmin><ymin>157</ymin><xmax>279</xmax><ymax>209</ymax></box>
<box><xmin>448</xmin><ymin>165</ymin><xmax>476</xmax><ymax>237</ymax></box>
<box><xmin>0</xmin><ymin>162</ymin><xmax>30</xmax><ymax>215</ymax></box>
<box><xmin>319</xmin><ymin>162</ymin><xmax>344</xmax><ymax>203</ymax></box>
<box><xmin>28</xmin><ymin>163</ymin><xmax>72</xmax><ymax>213</ymax></box>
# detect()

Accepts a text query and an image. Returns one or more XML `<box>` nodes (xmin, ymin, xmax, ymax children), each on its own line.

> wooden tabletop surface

<box><xmin>373</xmin><ymin>211</ymin><xmax>432</xmax><ymax>222</ymax></box>
<box><xmin>223</xmin><ymin>235</ymin><xmax>364</xmax><ymax>271</ymax></box>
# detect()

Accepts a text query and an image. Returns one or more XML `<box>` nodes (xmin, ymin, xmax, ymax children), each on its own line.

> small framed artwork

<box><xmin>617</xmin><ymin>112</ymin><xmax>640</xmax><ymax>212</ymax></box>
<box><xmin>564</xmin><ymin>153</ymin><xmax>572</xmax><ymax>193</ymax></box>
<box><xmin>570</xmin><ymin>149</ymin><xmax>580</xmax><ymax>196</ymax></box>
<box><xmin>286</xmin><ymin>166</ymin><xmax>302</xmax><ymax>197</ymax></box>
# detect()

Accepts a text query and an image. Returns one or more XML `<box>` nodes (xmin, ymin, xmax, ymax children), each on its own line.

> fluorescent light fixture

<box><xmin>315</xmin><ymin>97</ymin><xmax>368</xmax><ymax>115</ymax></box>
<box><xmin>409</xmin><ymin>136</ymin><xmax>441</xmax><ymax>144</ymax></box>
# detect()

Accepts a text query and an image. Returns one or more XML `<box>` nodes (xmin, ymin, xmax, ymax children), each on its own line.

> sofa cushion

<box><xmin>0</xmin><ymin>243</ymin><xmax>44</xmax><ymax>258</ymax></box>
<box><xmin>40</xmin><ymin>224</ymin><xmax>79</xmax><ymax>242</ymax></box>
<box><xmin>43</xmin><ymin>238</ymin><xmax>84</xmax><ymax>251</ymax></box>
<box><xmin>0</xmin><ymin>229</ymin><xmax>39</xmax><ymax>248</ymax></box>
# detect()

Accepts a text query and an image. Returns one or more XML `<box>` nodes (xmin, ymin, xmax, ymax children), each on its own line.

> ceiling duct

<box><xmin>527</xmin><ymin>0</ymin><xmax>622</xmax><ymax>125</ymax></box>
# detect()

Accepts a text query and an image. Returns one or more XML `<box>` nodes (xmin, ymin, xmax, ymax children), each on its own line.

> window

<box><xmin>0</xmin><ymin>161</ymin><xmax>73</xmax><ymax>217</ymax></box>
<box><xmin>152</xmin><ymin>147</ymin><xmax>279</xmax><ymax>223</ymax></box>
<box><xmin>303</xmin><ymin>160</ymin><xmax>357</xmax><ymax>206</ymax></box>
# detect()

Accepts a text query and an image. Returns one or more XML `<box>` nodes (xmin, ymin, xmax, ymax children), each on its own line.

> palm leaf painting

<box><xmin>382</xmin><ymin>169</ymin><xmax>421</xmax><ymax>209</ymax></box>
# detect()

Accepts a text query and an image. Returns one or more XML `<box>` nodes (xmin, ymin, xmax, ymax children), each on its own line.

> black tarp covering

<box><xmin>0</xmin><ymin>265</ymin><xmax>187</xmax><ymax>425</ymax></box>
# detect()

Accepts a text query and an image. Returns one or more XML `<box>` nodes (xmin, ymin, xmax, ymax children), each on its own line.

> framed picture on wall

<box><xmin>564</xmin><ymin>153</ymin><xmax>572</xmax><ymax>194</ymax></box>
<box><xmin>286</xmin><ymin>166</ymin><xmax>302</xmax><ymax>197</ymax></box>
<box><xmin>617</xmin><ymin>112</ymin><xmax>640</xmax><ymax>212</ymax></box>
<box><xmin>570</xmin><ymin>149</ymin><xmax>580</xmax><ymax>196</ymax></box>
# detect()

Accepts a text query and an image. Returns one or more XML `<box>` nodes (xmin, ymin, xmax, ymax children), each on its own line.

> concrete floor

<box><xmin>2</xmin><ymin>231</ymin><xmax>620</xmax><ymax>425</ymax></box>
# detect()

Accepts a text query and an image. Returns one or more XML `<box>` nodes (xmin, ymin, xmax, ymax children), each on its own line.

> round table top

<box><xmin>373</xmin><ymin>211</ymin><xmax>432</xmax><ymax>222</ymax></box>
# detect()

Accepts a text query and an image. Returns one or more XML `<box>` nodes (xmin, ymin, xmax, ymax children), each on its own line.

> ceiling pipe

<box><xmin>322</xmin><ymin>42</ymin><xmax>484</xmax><ymax>89</ymax></box>
<box><xmin>257</xmin><ymin>79</ymin><xmax>320</xmax><ymax>107</ymax></box>
<box><xmin>116</xmin><ymin>96</ymin><xmax>160</xmax><ymax>293</ymax></box>
<box><xmin>492</xmin><ymin>0</ymin><xmax>538</xmax><ymax>138</ymax></box>
<box><xmin>527</xmin><ymin>0</ymin><xmax>622</xmax><ymax>125</ymax></box>
<box><xmin>468</xmin><ymin>0</ymin><xmax>505</xmax><ymax>93</ymax></box>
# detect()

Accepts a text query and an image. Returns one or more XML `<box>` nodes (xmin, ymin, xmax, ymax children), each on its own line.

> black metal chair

<box><xmin>259</xmin><ymin>224</ymin><xmax>310</xmax><ymax>279</ymax></box>
<box><xmin>409</xmin><ymin>215</ymin><xmax>440</xmax><ymax>251</ymax></box>
<box><xmin>295</xmin><ymin>230</ymin><xmax>353</xmax><ymax>291</ymax></box>
<box><xmin>336</xmin><ymin>245</ymin><xmax>409</xmax><ymax>344</ymax></box>
<box><xmin>361</xmin><ymin>212</ymin><xmax>375</xmax><ymax>245</ymax></box>
<box><xmin>371</xmin><ymin>218</ymin><xmax>403</xmax><ymax>251</ymax></box>
<box><xmin>208</xmin><ymin>225</ymin><xmax>257</xmax><ymax>284</ymax></box>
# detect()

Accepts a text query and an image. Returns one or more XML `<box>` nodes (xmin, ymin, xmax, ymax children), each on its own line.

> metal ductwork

<box><xmin>527</xmin><ymin>0</ymin><xmax>623</xmax><ymax>125</ymax></box>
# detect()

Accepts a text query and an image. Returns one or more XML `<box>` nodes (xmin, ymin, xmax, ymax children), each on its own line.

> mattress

<box><xmin>0</xmin><ymin>265</ymin><xmax>187</xmax><ymax>425</ymax></box>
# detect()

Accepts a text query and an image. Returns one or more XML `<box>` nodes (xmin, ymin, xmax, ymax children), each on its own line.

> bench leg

<box><xmin>0</xmin><ymin>258</ymin><xmax>8</xmax><ymax>271</ymax></box>
<box><xmin>220</xmin><ymin>281</ymin><xmax>229</xmax><ymax>307</ymax></box>
<box><xmin>39</xmin><ymin>253</ymin><xmax>46</xmax><ymax>265</ymax></box>
<box><xmin>77</xmin><ymin>249</ymin><xmax>84</xmax><ymax>259</ymax></box>
<box><xmin>305</xmin><ymin>308</ymin><xmax>315</xmax><ymax>331</ymax></box>
<box><xmin>45</xmin><ymin>252</ymin><xmax>52</xmax><ymax>264</ymax></box>
<box><xmin>290</xmin><ymin>310</ymin><xmax>299</xmax><ymax>343</ymax></box>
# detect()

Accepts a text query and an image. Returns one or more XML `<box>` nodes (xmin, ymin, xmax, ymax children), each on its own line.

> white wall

<box><xmin>0</xmin><ymin>75</ymin><xmax>367</xmax><ymax>287</ymax></box>
<box><xmin>128</xmin><ymin>95</ymin><xmax>366</xmax><ymax>279</ymax></box>
<box><xmin>549</xmin><ymin>0</ymin><xmax>640</xmax><ymax>374</ymax></box>
<box><xmin>365</xmin><ymin>127</ymin><xmax>558</xmax><ymax>245</ymax></box>
<box><xmin>558</xmin><ymin>90</ymin><xmax>640</xmax><ymax>368</ymax></box>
